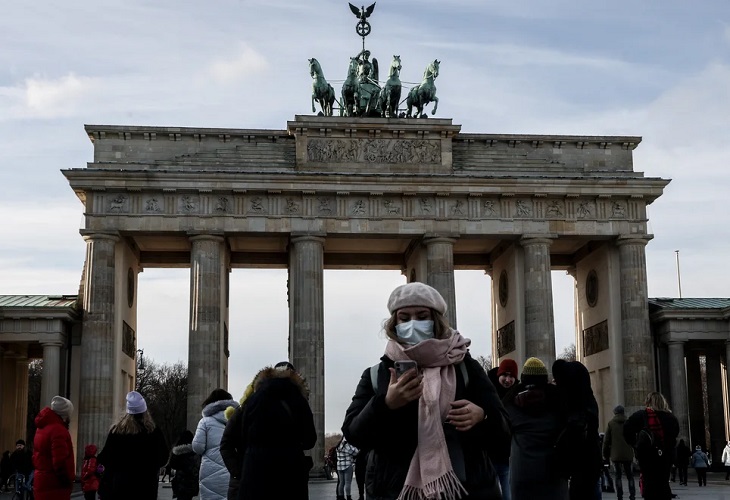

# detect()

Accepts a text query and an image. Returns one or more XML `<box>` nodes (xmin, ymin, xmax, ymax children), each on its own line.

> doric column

<box><xmin>705</xmin><ymin>349</ymin><xmax>725</xmax><ymax>465</ymax></box>
<box><xmin>685</xmin><ymin>351</ymin><xmax>705</xmax><ymax>448</ymax></box>
<box><xmin>288</xmin><ymin>235</ymin><xmax>325</xmax><ymax>473</ymax></box>
<box><xmin>14</xmin><ymin>356</ymin><xmax>29</xmax><ymax>442</ymax></box>
<box><xmin>667</xmin><ymin>340</ymin><xmax>689</xmax><ymax>442</ymax></box>
<box><xmin>1</xmin><ymin>351</ymin><xmax>18</xmax><ymax>449</ymax></box>
<box><xmin>78</xmin><ymin>232</ymin><xmax>118</xmax><ymax>461</ymax></box>
<box><xmin>40</xmin><ymin>341</ymin><xmax>63</xmax><ymax>407</ymax></box>
<box><xmin>187</xmin><ymin>234</ymin><xmax>227</xmax><ymax>432</ymax></box>
<box><xmin>520</xmin><ymin>237</ymin><xmax>556</xmax><ymax>368</ymax></box>
<box><xmin>617</xmin><ymin>236</ymin><xmax>654</xmax><ymax>412</ymax></box>
<box><xmin>424</xmin><ymin>237</ymin><xmax>457</xmax><ymax>327</ymax></box>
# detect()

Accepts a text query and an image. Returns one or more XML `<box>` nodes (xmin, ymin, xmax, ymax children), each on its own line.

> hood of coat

<box><xmin>35</xmin><ymin>406</ymin><xmax>67</xmax><ymax>429</ymax></box>
<box><xmin>202</xmin><ymin>399</ymin><xmax>239</xmax><ymax>421</ymax></box>
<box><xmin>84</xmin><ymin>444</ymin><xmax>97</xmax><ymax>457</ymax></box>
<box><xmin>172</xmin><ymin>444</ymin><xmax>194</xmax><ymax>455</ymax></box>
<box><xmin>253</xmin><ymin>366</ymin><xmax>309</xmax><ymax>398</ymax></box>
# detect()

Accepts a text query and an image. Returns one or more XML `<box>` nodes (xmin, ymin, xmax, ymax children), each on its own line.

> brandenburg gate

<box><xmin>59</xmin><ymin>115</ymin><xmax>668</xmax><ymax>467</ymax></box>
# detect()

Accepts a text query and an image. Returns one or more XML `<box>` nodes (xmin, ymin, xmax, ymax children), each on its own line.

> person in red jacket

<box><xmin>80</xmin><ymin>444</ymin><xmax>100</xmax><ymax>500</ymax></box>
<box><xmin>33</xmin><ymin>396</ymin><xmax>75</xmax><ymax>500</ymax></box>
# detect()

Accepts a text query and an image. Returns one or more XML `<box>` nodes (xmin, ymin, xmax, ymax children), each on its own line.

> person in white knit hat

<box><xmin>97</xmin><ymin>391</ymin><xmax>169</xmax><ymax>500</ymax></box>
<box><xmin>342</xmin><ymin>282</ymin><xmax>509</xmax><ymax>500</ymax></box>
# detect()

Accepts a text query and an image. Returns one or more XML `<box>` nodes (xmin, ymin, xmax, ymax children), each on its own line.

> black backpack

<box><xmin>327</xmin><ymin>445</ymin><xmax>338</xmax><ymax>467</ymax></box>
<box><xmin>635</xmin><ymin>410</ymin><xmax>664</xmax><ymax>461</ymax></box>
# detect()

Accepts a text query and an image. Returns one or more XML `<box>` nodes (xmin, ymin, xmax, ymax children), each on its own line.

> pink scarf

<box><xmin>384</xmin><ymin>331</ymin><xmax>471</xmax><ymax>500</ymax></box>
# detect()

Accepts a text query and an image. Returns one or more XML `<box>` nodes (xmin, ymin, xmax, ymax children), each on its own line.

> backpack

<box><xmin>326</xmin><ymin>445</ymin><xmax>338</xmax><ymax>467</ymax></box>
<box><xmin>635</xmin><ymin>409</ymin><xmax>664</xmax><ymax>461</ymax></box>
<box><xmin>370</xmin><ymin>362</ymin><xmax>469</xmax><ymax>392</ymax></box>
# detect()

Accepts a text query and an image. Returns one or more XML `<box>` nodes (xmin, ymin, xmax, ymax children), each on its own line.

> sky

<box><xmin>1</xmin><ymin>0</ymin><xmax>729</xmax><ymax>433</ymax></box>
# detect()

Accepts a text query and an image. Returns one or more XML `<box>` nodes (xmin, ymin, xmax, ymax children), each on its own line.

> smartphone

<box><xmin>394</xmin><ymin>360</ymin><xmax>418</xmax><ymax>379</ymax></box>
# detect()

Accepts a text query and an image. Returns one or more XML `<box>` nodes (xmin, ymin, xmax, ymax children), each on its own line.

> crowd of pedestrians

<box><xmin>6</xmin><ymin>282</ymin><xmax>730</xmax><ymax>500</ymax></box>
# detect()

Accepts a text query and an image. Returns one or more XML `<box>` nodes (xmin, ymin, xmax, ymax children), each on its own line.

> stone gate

<box><xmin>51</xmin><ymin>115</ymin><xmax>669</xmax><ymax>468</ymax></box>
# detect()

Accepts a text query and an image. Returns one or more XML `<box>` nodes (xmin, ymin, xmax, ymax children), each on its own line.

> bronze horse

<box><xmin>340</xmin><ymin>57</ymin><xmax>359</xmax><ymax>117</ymax></box>
<box><xmin>378</xmin><ymin>55</ymin><xmax>402</xmax><ymax>117</ymax></box>
<box><xmin>309</xmin><ymin>58</ymin><xmax>335</xmax><ymax>116</ymax></box>
<box><xmin>406</xmin><ymin>59</ymin><xmax>439</xmax><ymax>118</ymax></box>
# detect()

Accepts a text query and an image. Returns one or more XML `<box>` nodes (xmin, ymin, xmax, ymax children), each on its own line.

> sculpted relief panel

<box><xmin>98</xmin><ymin>192</ymin><xmax>637</xmax><ymax>223</ymax></box>
<box><xmin>306</xmin><ymin>138</ymin><xmax>441</xmax><ymax>164</ymax></box>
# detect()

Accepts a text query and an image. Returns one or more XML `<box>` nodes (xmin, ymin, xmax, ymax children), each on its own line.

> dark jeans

<box><xmin>614</xmin><ymin>461</ymin><xmax>636</xmax><ymax>499</ymax></box>
<box><xmin>726</xmin><ymin>464</ymin><xmax>730</xmax><ymax>480</ymax></box>
<box><xmin>677</xmin><ymin>464</ymin><xmax>688</xmax><ymax>484</ymax></box>
<box><xmin>696</xmin><ymin>468</ymin><xmax>707</xmax><ymax>486</ymax></box>
<box><xmin>83</xmin><ymin>491</ymin><xmax>97</xmax><ymax>500</ymax></box>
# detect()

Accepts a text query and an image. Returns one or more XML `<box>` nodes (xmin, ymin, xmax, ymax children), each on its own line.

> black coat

<box><xmin>221</xmin><ymin>367</ymin><xmax>316</xmax><ymax>500</ymax></box>
<box><xmin>169</xmin><ymin>444</ymin><xmax>200</xmax><ymax>500</ymax></box>
<box><xmin>623</xmin><ymin>408</ymin><xmax>679</xmax><ymax>500</ymax></box>
<box><xmin>504</xmin><ymin>383</ymin><xmax>568</xmax><ymax>500</ymax></box>
<box><xmin>342</xmin><ymin>353</ymin><xmax>509</xmax><ymax>500</ymax></box>
<box><xmin>97</xmin><ymin>425</ymin><xmax>169</xmax><ymax>500</ymax></box>
<box><xmin>486</xmin><ymin>366</ymin><xmax>515</xmax><ymax>464</ymax></box>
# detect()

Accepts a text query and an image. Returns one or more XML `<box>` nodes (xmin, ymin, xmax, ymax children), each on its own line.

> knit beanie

<box><xmin>497</xmin><ymin>358</ymin><xmax>519</xmax><ymax>378</ymax></box>
<box><xmin>125</xmin><ymin>391</ymin><xmax>147</xmax><ymax>415</ymax></box>
<box><xmin>614</xmin><ymin>405</ymin><xmax>625</xmax><ymax>415</ymax></box>
<box><xmin>16</xmin><ymin>439</ymin><xmax>25</xmax><ymax>446</ymax></box>
<box><xmin>51</xmin><ymin>396</ymin><xmax>74</xmax><ymax>420</ymax></box>
<box><xmin>387</xmin><ymin>282</ymin><xmax>447</xmax><ymax>315</ymax></box>
<box><xmin>521</xmin><ymin>357</ymin><xmax>548</xmax><ymax>386</ymax></box>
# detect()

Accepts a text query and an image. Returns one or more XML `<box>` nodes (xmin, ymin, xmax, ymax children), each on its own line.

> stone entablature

<box><xmin>84</xmin><ymin>117</ymin><xmax>644</xmax><ymax>178</ymax></box>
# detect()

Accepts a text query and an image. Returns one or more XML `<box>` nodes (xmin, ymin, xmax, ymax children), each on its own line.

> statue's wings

<box><xmin>349</xmin><ymin>3</ymin><xmax>361</xmax><ymax>17</ymax></box>
<box><xmin>365</xmin><ymin>3</ymin><xmax>376</xmax><ymax>18</ymax></box>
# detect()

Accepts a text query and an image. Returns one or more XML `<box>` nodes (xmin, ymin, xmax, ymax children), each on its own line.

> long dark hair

<box><xmin>175</xmin><ymin>430</ymin><xmax>194</xmax><ymax>446</ymax></box>
<box><xmin>201</xmin><ymin>388</ymin><xmax>233</xmax><ymax>408</ymax></box>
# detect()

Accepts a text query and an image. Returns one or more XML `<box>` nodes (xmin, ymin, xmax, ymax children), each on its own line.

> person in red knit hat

<box><xmin>487</xmin><ymin>358</ymin><xmax>519</xmax><ymax>500</ymax></box>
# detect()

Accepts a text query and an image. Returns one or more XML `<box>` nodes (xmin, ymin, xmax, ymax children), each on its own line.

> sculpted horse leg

<box><xmin>312</xmin><ymin>93</ymin><xmax>316</xmax><ymax>113</ymax></box>
<box><xmin>431</xmin><ymin>95</ymin><xmax>439</xmax><ymax>115</ymax></box>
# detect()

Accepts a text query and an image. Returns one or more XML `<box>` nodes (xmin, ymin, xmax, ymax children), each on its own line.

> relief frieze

<box><xmin>351</xmin><ymin>199</ymin><xmax>366</xmax><ymax>215</ymax></box>
<box><xmin>285</xmin><ymin>198</ymin><xmax>301</xmax><ymax>214</ymax></box>
<box><xmin>419</xmin><ymin>198</ymin><xmax>434</xmax><ymax>214</ymax></box>
<box><xmin>383</xmin><ymin>199</ymin><xmax>401</xmax><ymax>215</ymax></box>
<box><xmin>215</xmin><ymin>196</ymin><xmax>230</xmax><ymax>213</ymax></box>
<box><xmin>546</xmin><ymin>200</ymin><xmax>564</xmax><ymax>217</ymax></box>
<box><xmin>451</xmin><ymin>200</ymin><xmax>466</xmax><ymax>216</ymax></box>
<box><xmin>144</xmin><ymin>198</ymin><xmax>162</xmax><ymax>213</ymax></box>
<box><xmin>248</xmin><ymin>196</ymin><xmax>267</xmax><ymax>214</ymax></box>
<box><xmin>307</xmin><ymin>138</ymin><xmax>441</xmax><ymax>164</ymax></box>
<box><xmin>577</xmin><ymin>201</ymin><xmax>594</xmax><ymax>218</ymax></box>
<box><xmin>108</xmin><ymin>194</ymin><xmax>128</xmax><ymax>213</ymax></box>
<box><xmin>611</xmin><ymin>201</ymin><xmax>626</xmax><ymax>218</ymax></box>
<box><xmin>483</xmin><ymin>200</ymin><xmax>499</xmax><ymax>217</ymax></box>
<box><xmin>180</xmin><ymin>195</ymin><xmax>198</xmax><ymax>214</ymax></box>
<box><xmin>515</xmin><ymin>199</ymin><xmax>533</xmax><ymax>217</ymax></box>
<box><xmin>318</xmin><ymin>197</ymin><xmax>334</xmax><ymax>215</ymax></box>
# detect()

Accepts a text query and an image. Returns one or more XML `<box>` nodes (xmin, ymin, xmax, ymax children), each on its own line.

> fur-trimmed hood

<box><xmin>202</xmin><ymin>399</ymin><xmax>239</xmax><ymax>420</ymax></box>
<box><xmin>172</xmin><ymin>443</ymin><xmax>194</xmax><ymax>455</ymax></box>
<box><xmin>253</xmin><ymin>365</ymin><xmax>309</xmax><ymax>398</ymax></box>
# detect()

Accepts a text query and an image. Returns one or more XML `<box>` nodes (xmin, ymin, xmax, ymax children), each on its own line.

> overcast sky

<box><xmin>1</xmin><ymin>0</ymin><xmax>729</xmax><ymax>433</ymax></box>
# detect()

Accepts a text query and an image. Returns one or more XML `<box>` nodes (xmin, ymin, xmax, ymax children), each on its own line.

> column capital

<box><xmin>666</xmin><ymin>339</ymin><xmax>687</xmax><ymax>347</ymax></box>
<box><xmin>423</xmin><ymin>236</ymin><xmax>458</xmax><ymax>245</ymax></box>
<box><xmin>80</xmin><ymin>230</ymin><xmax>120</xmax><ymax>242</ymax></box>
<box><xmin>519</xmin><ymin>235</ymin><xmax>557</xmax><ymax>247</ymax></box>
<box><xmin>290</xmin><ymin>234</ymin><xmax>326</xmax><ymax>245</ymax></box>
<box><xmin>40</xmin><ymin>340</ymin><xmax>65</xmax><ymax>348</ymax></box>
<box><xmin>616</xmin><ymin>235</ymin><xmax>654</xmax><ymax>247</ymax></box>
<box><xmin>188</xmin><ymin>233</ymin><xmax>225</xmax><ymax>243</ymax></box>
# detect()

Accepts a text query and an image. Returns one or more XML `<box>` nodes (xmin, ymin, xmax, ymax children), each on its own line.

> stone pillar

<box><xmin>288</xmin><ymin>235</ymin><xmax>325</xmax><ymax>473</ymax></box>
<box><xmin>187</xmin><ymin>234</ymin><xmax>226</xmax><ymax>432</ymax></box>
<box><xmin>78</xmin><ymin>232</ymin><xmax>118</xmax><ymax>463</ymax></box>
<box><xmin>1</xmin><ymin>351</ymin><xmax>18</xmax><ymax>448</ymax></box>
<box><xmin>520</xmin><ymin>237</ymin><xmax>556</xmax><ymax>368</ymax></box>
<box><xmin>617</xmin><ymin>236</ymin><xmax>654</xmax><ymax>412</ymax></box>
<box><xmin>705</xmin><ymin>349</ymin><xmax>725</xmax><ymax>466</ymax></box>
<box><xmin>667</xmin><ymin>340</ymin><xmax>689</xmax><ymax>442</ymax></box>
<box><xmin>40</xmin><ymin>341</ymin><xmax>63</xmax><ymax>407</ymax></box>
<box><xmin>726</xmin><ymin>342</ymin><xmax>730</xmax><ymax>429</ymax></box>
<box><xmin>14</xmin><ymin>356</ymin><xmax>29</xmax><ymax>442</ymax></box>
<box><xmin>424</xmin><ymin>237</ymin><xmax>457</xmax><ymax>328</ymax></box>
<box><xmin>685</xmin><ymin>352</ymin><xmax>705</xmax><ymax>449</ymax></box>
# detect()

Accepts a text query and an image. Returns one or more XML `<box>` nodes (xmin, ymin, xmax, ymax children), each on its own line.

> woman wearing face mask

<box><xmin>342</xmin><ymin>282</ymin><xmax>509</xmax><ymax>500</ymax></box>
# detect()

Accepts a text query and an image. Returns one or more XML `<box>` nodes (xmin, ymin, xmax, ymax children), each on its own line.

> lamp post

<box><xmin>136</xmin><ymin>348</ymin><xmax>145</xmax><ymax>391</ymax></box>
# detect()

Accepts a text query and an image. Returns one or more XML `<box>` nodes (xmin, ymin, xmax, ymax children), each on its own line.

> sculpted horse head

<box><xmin>379</xmin><ymin>55</ymin><xmax>402</xmax><ymax>117</ymax></box>
<box><xmin>388</xmin><ymin>55</ymin><xmax>402</xmax><ymax>79</ymax></box>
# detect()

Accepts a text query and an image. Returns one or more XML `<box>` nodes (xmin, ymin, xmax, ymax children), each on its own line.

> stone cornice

<box><xmin>455</xmin><ymin>133</ymin><xmax>642</xmax><ymax>150</ymax></box>
<box><xmin>85</xmin><ymin>124</ymin><xmax>289</xmax><ymax>143</ymax></box>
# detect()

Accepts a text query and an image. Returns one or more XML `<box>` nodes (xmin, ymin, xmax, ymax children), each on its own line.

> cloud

<box><xmin>205</xmin><ymin>44</ymin><xmax>270</xmax><ymax>85</ymax></box>
<box><xmin>22</xmin><ymin>73</ymin><xmax>100</xmax><ymax>118</ymax></box>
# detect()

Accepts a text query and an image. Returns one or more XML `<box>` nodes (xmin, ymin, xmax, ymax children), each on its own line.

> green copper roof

<box><xmin>649</xmin><ymin>298</ymin><xmax>730</xmax><ymax>310</ymax></box>
<box><xmin>0</xmin><ymin>295</ymin><xmax>78</xmax><ymax>308</ymax></box>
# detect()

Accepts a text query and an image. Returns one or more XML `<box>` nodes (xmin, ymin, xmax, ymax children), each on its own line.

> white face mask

<box><xmin>395</xmin><ymin>320</ymin><xmax>435</xmax><ymax>344</ymax></box>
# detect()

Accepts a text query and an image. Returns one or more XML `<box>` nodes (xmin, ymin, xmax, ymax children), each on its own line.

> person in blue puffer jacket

<box><xmin>193</xmin><ymin>389</ymin><xmax>240</xmax><ymax>500</ymax></box>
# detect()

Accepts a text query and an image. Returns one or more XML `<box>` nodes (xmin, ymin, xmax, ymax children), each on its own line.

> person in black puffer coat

<box><xmin>169</xmin><ymin>430</ymin><xmax>200</xmax><ymax>500</ymax></box>
<box><xmin>552</xmin><ymin>359</ymin><xmax>602</xmax><ymax>500</ymax></box>
<box><xmin>221</xmin><ymin>361</ymin><xmax>316</xmax><ymax>500</ymax></box>
<box><xmin>486</xmin><ymin>358</ymin><xmax>519</xmax><ymax>500</ymax></box>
